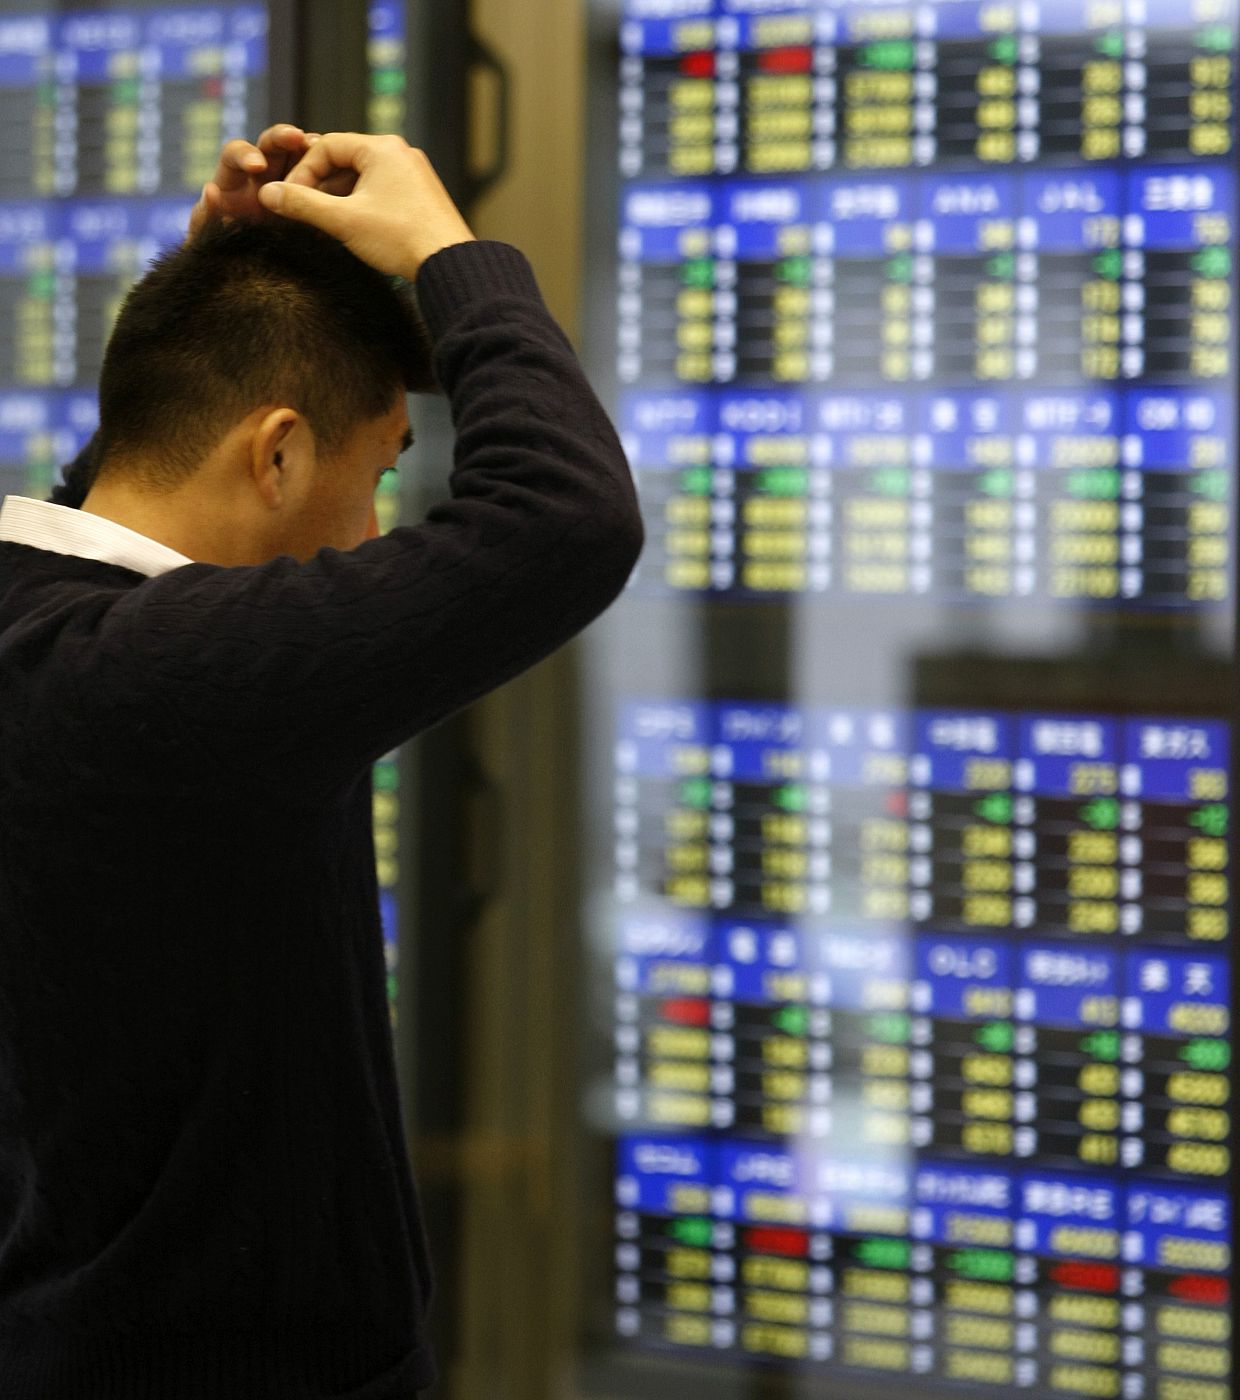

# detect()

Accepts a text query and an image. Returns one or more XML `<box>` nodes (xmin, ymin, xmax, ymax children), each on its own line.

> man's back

<box><xmin>0</xmin><ymin>556</ymin><xmax>430</xmax><ymax>1389</ymax></box>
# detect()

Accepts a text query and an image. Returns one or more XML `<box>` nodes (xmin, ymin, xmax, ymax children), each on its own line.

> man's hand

<box><xmin>186</xmin><ymin>124</ymin><xmax>323</xmax><ymax>242</ymax></box>
<box><xmin>257</xmin><ymin>133</ymin><xmax>476</xmax><ymax>281</ymax></box>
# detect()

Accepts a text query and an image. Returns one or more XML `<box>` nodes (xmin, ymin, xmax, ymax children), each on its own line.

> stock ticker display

<box><xmin>601</xmin><ymin>2</ymin><xmax>1238</xmax><ymax>1397</ymax></box>
<box><xmin>367</xmin><ymin>2</ymin><xmax>407</xmax><ymax>1035</ymax></box>
<box><xmin>0</xmin><ymin>5</ymin><xmax>406</xmax><ymax>1024</ymax></box>
<box><xmin>0</xmin><ymin>4</ymin><xmax>268</xmax><ymax>500</ymax></box>
<box><xmin>616</xmin><ymin>0</ymin><xmax>1238</xmax><ymax>609</ymax></box>
<box><xmin>611</xmin><ymin>703</ymin><xmax>1232</xmax><ymax>1393</ymax></box>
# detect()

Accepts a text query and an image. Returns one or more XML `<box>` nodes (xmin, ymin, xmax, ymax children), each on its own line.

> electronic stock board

<box><xmin>0</xmin><ymin>2</ymin><xmax>414</xmax><ymax>1025</ymax></box>
<box><xmin>581</xmin><ymin>3</ymin><xmax>1240</xmax><ymax>1399</ymax></box>
<box><xmin>0</xmin><ymin>1</ymin><xmax>269</xmax><ymax>501</ymax></box>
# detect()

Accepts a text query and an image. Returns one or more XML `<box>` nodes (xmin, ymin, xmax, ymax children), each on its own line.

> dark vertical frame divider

<box><xmin>398</xmin><ymin>3</ymin><xmax>491</xmax><ymax>1390</ymax></box>
<box><xmin>270</xmin><ymin>0</ymin><xmax>370</xmax><ymax>136</ymax></box>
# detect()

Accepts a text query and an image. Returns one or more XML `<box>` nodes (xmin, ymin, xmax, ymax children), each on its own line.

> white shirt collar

<box><xmin>0</xmin><ymin>496</ymin><xmax>194</xmax><ymax>579</ymax></box>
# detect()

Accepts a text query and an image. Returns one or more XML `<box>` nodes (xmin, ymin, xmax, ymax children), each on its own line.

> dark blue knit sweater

<box><xmin>0</xmin><ymin>241</ymin><xmax>643</xmax><ymax>1399</ymax></box>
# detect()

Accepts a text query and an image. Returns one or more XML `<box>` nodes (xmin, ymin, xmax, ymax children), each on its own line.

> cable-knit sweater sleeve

<box><xmin>77</xmin><ymin>241</ymin><xmax>644</xmax><ymax>800</ymax></box>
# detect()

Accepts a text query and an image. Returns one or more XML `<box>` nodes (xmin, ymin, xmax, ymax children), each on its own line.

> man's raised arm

<box><xmin>89</xmin><ymin>133</ymin><xmax>644</xmax><ymax>799</ymax></box>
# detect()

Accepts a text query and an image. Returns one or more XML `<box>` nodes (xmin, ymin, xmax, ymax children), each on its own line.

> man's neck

<box><xmin>79</xmin><ymin>481</ymin><xmax>277</xmax><ymax>567</ymax></box>
<box><xmin>80</xmin><ymin>488</ymin><xmax>201</xmax><ymax>559</ymax></box>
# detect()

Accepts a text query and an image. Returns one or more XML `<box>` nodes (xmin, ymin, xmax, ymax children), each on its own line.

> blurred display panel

<box><xmin>616</xmin><ymin>0</ymin><xmax>1237</xmax><ymax>612</ymax></box>
<box><xmin>588</xmin><ymin>1</ymin><xmax>1239</xmax><ymax>1397</ymax></box>
<box><xmin>0</xmin><ymin>6</ymin><xmax>404</xmax><ymax>1030</ymax></box>
<box><xmin>374</xmin><ymin>749</ymin><xmax>402</xmax><ymax>1031</ymax></box>
<box><xmin>609</xmin><ymin>706</ymin><xmax>1233</xmax><ymax>1394</ymax></box>
<box><xmin>0</xmin><ymin>2</ymin><xmax>268</xmax><ymax>501</ymax></box>
<box><xmin>614</xmin><ymin>706</ymin><xmax>1229</xmax><ymax>952</ymax></box>
<box><xmin>368</xmin><ymin>1</ymin><xmax>405</xmax><ymax>1032</ymax></box>
<box><xmin>367</xmin><ymin>0</ymin><xmax>405</xmax><ymax>136</ymax></box>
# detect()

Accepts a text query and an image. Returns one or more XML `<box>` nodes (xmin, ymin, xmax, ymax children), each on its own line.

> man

<box><xmin>0</xmin><ymin>127</ymin><xmax>643</xmax><ymax>1399</ymax></box>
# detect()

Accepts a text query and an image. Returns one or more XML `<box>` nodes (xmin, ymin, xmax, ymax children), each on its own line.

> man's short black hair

<box><xmin>93</xmin><ymin>219</ymin><xmax>435</xmax><ymax>493</ymax></box>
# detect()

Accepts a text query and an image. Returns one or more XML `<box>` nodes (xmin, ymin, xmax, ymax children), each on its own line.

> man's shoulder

<box><xmin>0</xmin><ymin>548</ymin><xmax>151</xmax><ymax>681</ymax></box>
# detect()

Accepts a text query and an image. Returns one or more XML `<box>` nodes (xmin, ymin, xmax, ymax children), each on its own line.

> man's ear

<box><xmin>250</xmin><ymin>409</ymin><xmax>309</xmax><ymax>508</ymax></box>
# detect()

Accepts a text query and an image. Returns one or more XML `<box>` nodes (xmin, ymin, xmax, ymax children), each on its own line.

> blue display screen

<box><xmin>593</xmin><ymin>2</ymin><xmax>1238</xmax><ymax>1396</ymax></box>
<box><xmin>613</xmin><ymin>1</ymin><xmax>1237</xmax><ymax>615</ymax></box>
<box><xmin>0</xmin><ymin>4</ymin><xmax>268</xmax><ymax>497</ymax></box>
<box><xmin>608</xmin><ymin>704</ymin><xmax>1233</xmax><ymax>1389</ymax></box>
